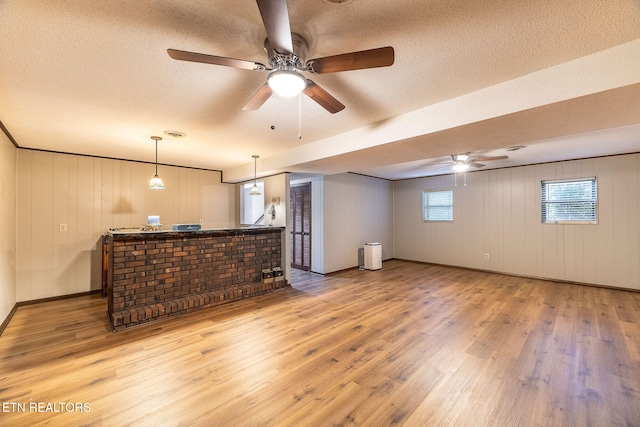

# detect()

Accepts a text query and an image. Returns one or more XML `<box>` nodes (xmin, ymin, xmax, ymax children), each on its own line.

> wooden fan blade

<box><xmin>256</xmin><ymin>0</ymin><xmax>293</xmax><ymax>54</ymax></box>
<box><xmin>307</xmin><ymin>46</ymin><xmax>394</xmax><ymax>74</ymax></box>
<box><xmin>242</xmin><ymin>83</ymin><xmax>273</xmax><ymax>111</ymax></box>
<box><xmin>469</xmin><ymin>163</ymin><xmax>486</xmax><ymax>168</ymax></box>
<box><xmin>303</xmin><ymin>80</ymin><xmax>345</xmax><ymax>114</ymax></box>
<box><xmin>470</xmin><ymin>155</ymin><xmax>509</xmax><ymax>162</ymax></box>
<box><xmin>168</xmin><ymin>49</ymin><xmax>265</xmax><ymax>71</ymax></box>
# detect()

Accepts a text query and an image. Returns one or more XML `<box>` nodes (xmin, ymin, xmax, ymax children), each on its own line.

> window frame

<box><xmin>422</xmin><ymin>189</ymin><xmax>454</xmax><ymax>222</ymax></box>
<box><xmin>540</xmin><ymin>177</ymin><xmax>598</xmax><ymax>225</ymax></box>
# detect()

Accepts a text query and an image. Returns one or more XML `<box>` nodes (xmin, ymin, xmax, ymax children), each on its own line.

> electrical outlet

<box><xmin>199</xmin><ymin>219</ymin><xmax>203</xmax><ymax>225</ymax></box>
<box><xmin>484</xmin><ymin>253</ymin><xmax>490</xmax><ymax>260</ymax></box>
<box><xmin>59</xmin><ymin>224</ymin><xmax>67</xmax><ymax>232</ymax></box>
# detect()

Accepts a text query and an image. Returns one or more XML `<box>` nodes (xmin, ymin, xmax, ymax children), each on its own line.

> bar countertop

<box><xmin>106</xmin><ymin>226</ymin><xmax>284</xmax><ymax>240</ymax></box>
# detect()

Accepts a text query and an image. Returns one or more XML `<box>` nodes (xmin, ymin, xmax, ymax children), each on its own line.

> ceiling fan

<box><xmin>167</xmin><ymin>0</ymin><xmax>394</xmax><ymax>114</ymax></box>
<box><xmin>450</xmin><ymin>153</ymin><xmax>508</xmax><ymax>172</ymax></box>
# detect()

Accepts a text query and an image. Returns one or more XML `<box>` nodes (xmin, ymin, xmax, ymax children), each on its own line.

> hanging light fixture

<box><xmin>451</xmin><ymin>153</ymin><xmax>470</xmax><ymax>173</ymax></box>
<box><xmin>267</xmin><ymin>70</ymin><xmax>306</xmax><ymax>97</ymax></box>
<box><xmin>148</xmin><ymin>136</ymin><xmax>165</xmax><ymax>190</ymax></box>
<box><xmin>250</xmin><ymin>155</ymin><xmax>261</xmax><ymax>195</ymax></box>
<box><xmin>452</xmin><ymin>162</ymin><xmax>469</xmax><ymax>173</ymax></box>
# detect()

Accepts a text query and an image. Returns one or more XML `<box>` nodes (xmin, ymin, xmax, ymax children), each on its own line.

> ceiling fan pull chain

<box><xmin>271</xmin><ymin>100</ymin><xmax>276</xmax><ymax>130</ymax></box>
<box><xmin>464</xmin><ymin>171</ymin><xmax>467</xmax><ymax>186</ymax></box>
<box><xmin>454</xmin><ymin>172</ymin><xmax>457</xmax><ymax>187</ymax></box>
<box><xmin>298</xmin><ymin>93</ymin><xmax>302</xmax><ymax>140</ymax></box>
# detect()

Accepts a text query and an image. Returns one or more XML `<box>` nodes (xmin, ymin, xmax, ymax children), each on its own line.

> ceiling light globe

<box><xmin>267</xmin><ymin>70</ymin><xmax>306</xmax><ymax>97</ymax></box>
<box><xmin>452</xmin><ymin>163</ymin><xmax>469</xmax><ymax>173</ymax></box>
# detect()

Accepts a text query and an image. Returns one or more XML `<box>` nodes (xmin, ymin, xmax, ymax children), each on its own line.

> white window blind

<box><xmin>423</xmin><ymin>189</ymin><xmax>453</xmax><ymax>222</ymax></box>
<box><xmin>541</xmin><ymin>177</ymin><xmax>597</xmax><ymax>224</ymax></box>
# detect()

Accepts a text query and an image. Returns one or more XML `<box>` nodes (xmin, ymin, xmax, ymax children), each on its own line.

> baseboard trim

<box><xmin>0</xmin><ymin>290</ymin><xmax>103</xmax><ymax>336</ymax></box>
<box><xmin>394</xmin><ymin>258</ymin><xmax>640</xmax><ymax>294</ymax></box>
<box><xmin>0</xmin><ymin>304</ymin><xmax>19</xmax><ymax>336</ymax></box>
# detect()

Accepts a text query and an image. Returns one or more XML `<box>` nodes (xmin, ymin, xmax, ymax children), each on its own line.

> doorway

<box><xmin>290</xmin><ymin>182</ymin><xmax>311</xmax><ymax>271</ymax></box>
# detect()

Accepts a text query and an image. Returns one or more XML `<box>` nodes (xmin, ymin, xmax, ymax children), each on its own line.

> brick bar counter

<box><xmin>106</xmin><ymin>227</ymin><xmax>287</xmax><ymax>331</ymax></box>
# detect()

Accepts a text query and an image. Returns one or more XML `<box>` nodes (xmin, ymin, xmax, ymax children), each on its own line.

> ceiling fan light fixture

<box><xmin>456</xmin><ymin>153</ymin><xmax>470</xmax><ymax>161</ymax></box>
<box><xmin>452</xmin><ymin>162</ymin><xmax>469</xmax><ymax>173</ymax></box>
<box><xmin>267</xmin><ymin>70</ymin><xmax>306</xmax><ymax>97</ymax></box>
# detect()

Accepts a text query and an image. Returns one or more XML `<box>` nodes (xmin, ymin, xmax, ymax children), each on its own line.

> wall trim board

<box><xmin>0</xmin><ymin>304</ymin><xmax>19</xmax><ymax>337</ymax></box>
<box><xmin>18</xmin><ymin>147</ymin><xmax>224</xmax><ymax>175</ymax></box>
<box><xmin>346</xmin><ymin>171</ymin><xmax>393</xmax><ymax>182</ymax></box>
<box><xmin>0</xmin><ymin>120</ymin><xmax>19</xmax><ymax>148</ymax></box>
<box><xmin>392</xmin><ymin>150</ymin><xmax>640</xmax><ymax>182</ymax></box>
<box><xmin>394</xmin><ymin>258</ymin><xmax>640</xmax><ymax>294</ymax></box>
<box><xmin>233</xmin><ymin>171</ymin><xmax>290</xmax><ymax>186</ymax></box>
<box><xmin>0</xmin><ymin>290</ymin><xmax>102</xmax><ymax>336</ymax></box>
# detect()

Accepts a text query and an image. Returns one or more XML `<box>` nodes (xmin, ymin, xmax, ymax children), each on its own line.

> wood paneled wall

<box><xmin>16</xmin><ymin>150</ymin><xmax>236</xmax><ymax>301</ymax></box>
<box><xmin>323</xmin><ymin>173</ymin><xmax>393</xmax><ymax>273</ymax></box>
<box><xmin>393</xmin><ymin>153</ymin><xmax>640</xmax><ymax>290</ymax></box>
<box><xmin>0</xmin><ymin>134</ymin><xmax>17</xmax><ymax>323</ymax></box>
<box><xmin>262</xmin><ymin>173</ymin><xmax>291</xmax><ymax>281</ymax></box>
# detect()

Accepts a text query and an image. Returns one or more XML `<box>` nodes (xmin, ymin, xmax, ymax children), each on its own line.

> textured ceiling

<box><xmin>0</xmin><ymin>0</ymin><xmax>639</xmax><ymax>182</ymax></box>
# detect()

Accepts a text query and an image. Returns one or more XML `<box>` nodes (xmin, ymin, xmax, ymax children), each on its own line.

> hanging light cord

<box><xmin>155</xmin><ymin>139</ymin><xmax>159</xmax><ymax>175</ymax></box>
<box><xmin>298</xmin><ymin>93</ymin><xmax>302</xmax><ymax>140</ymax></box>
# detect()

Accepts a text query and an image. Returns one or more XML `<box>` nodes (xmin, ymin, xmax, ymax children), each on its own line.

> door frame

<box><xmin>290</xmin><ymin>182</ymin><xmax>312</xmax><ymax>271</ymax></box>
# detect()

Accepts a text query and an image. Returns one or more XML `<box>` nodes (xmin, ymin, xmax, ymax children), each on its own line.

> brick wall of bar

<box><xmin>107</xmin><ymin>228</ymin><xmax>286</xmax><ymax>330</ymax></box>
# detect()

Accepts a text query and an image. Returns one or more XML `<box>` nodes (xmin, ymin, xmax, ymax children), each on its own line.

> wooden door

<box><xmin>290</xmin><ymin>183</ymin><xmax>311</xmax><ymax>271</ymax></box>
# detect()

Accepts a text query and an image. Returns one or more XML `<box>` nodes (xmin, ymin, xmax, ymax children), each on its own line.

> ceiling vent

<box><xmin>164</xmin><ymin>130</ymin><xmax>186</xmax><ymax>138</ymax></box>
<box><xmin>505</xmin><ymin>145</ymin><xmax>526</xmax><ymax>151</ymax></box>
<box><xmin>322</xmin><ymin>0</ymin><xmax>355</xmax><ymax>5</ymax></box>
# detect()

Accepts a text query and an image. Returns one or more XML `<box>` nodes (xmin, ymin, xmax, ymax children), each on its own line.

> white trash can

<box><xmin>364</xmin><ymin>243</ymin><xmax>382</xmax><ymax>270</ymax></box>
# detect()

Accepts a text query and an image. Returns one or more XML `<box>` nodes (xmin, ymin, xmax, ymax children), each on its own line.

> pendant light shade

<box><xmin>250</xmin><ymin>155</ymin><xmax>261</xmax><ymax>196</ymax></box>
<box><xmin>148</xmin><ymin>136</ymin><xmax>165</xmax><ymax>190</ymax></box>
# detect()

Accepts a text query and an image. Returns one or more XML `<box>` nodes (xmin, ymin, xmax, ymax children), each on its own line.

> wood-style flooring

<box><xmin>1</xmin><ymin>260</ymin><xmax>639</xmax><ymax>426</ymax></box>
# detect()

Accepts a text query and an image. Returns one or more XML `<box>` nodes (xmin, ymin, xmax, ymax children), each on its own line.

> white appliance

<box><xmin>364</xmin><ymin>243</ymin><xmax>382</xmax><ymax>270</ymax></box>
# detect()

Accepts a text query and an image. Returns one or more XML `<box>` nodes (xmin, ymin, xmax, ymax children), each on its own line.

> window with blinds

<box><xmin>423</xmin><ymin>189</ymin><xmax>453</xmax><ymax>222</ymax></box>
<box><xmin>541</xmin><ymin>177</ymin><xmax>597</xmax><ymax>224</ymax></box>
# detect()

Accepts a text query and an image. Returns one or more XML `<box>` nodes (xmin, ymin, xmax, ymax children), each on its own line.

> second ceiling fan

<box><xmin>167</xmin><ymin>0</ymin><xmax>395</xmax><ymax>114</ymax></box>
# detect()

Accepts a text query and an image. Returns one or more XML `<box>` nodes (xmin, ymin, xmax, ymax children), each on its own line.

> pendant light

<box><xmin>148</xmin><ymin>136</ymin><xmax>165</xmax><ymax>190</ymax></box>
<box><xmin>250</xmin><ymin>155</ymin><xmax>261</xmax><ymax>195</ymax></box>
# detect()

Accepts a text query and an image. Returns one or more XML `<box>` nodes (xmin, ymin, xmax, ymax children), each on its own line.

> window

<box><xmin>541</xmin><ymin>177</ymin><xmax>597</xmax><ymax>224</ymax></box>
<box><xmin>423</xmin><ymin>189</ymin><xmax>453</xmax><ymax>222</ymax></box>
<box><xmin>240</xmin><ymin>182</ymin><xmax>264</xmax><ymax>225</ymax></box>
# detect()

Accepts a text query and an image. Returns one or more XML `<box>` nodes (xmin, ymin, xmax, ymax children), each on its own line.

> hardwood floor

<box><xmin>1</xmin><ymin>260</ymin><xmax>639</xmax><ymax>426</ymax></box>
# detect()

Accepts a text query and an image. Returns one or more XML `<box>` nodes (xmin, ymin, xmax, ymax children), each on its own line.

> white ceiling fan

<box><xmin>450</xmin><ymin>152</ymin><xmax>508</xmax><ymax>172</ymax></box>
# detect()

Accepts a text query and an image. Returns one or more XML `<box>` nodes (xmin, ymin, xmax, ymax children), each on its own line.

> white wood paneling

<box><xmin>31</xmin><ymin>152</ymin><xmax>54</xmax><ymax>300</ymax></box>
<box><xmin>323</xmin><ymin>173</ymin><xmax>393</xmax><ymax>274</ymax></box>
<box><xmin>393</xmin><ymin>153</ymin><xmax>640</xmax><ymax>290</ymax></box>
<box><xmin>15</xmin><ymin>151</ymin><xmax>236</xmax><ymax>301</ymax></box>
<box><xmin>0</xmin><ymin>134</ymin><xmax>17</xmax><ymax>324</ymax></box>
<box><xmin>263</xmin><ymin>173</ymin><xmax>290</xmax><ymax>281</ymax></box>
